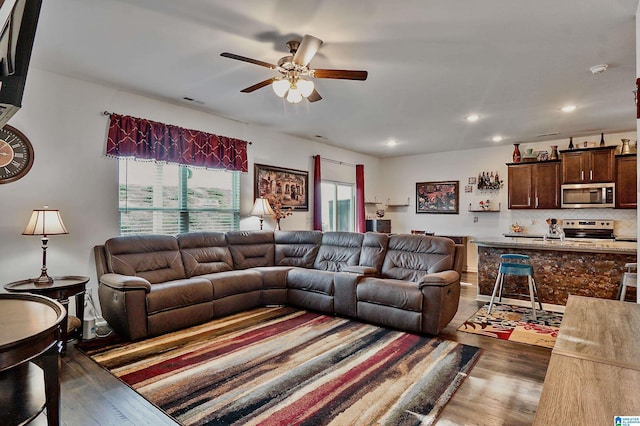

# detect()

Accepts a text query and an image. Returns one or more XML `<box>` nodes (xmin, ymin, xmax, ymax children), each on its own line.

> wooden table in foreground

<box><xmin>0</xmin><ymin>293</ymin><xmax>65</xmax><ymax>425</ymax></box>
<box><xmin>534</xmin><ymin>296</ymin><xmax>640</xmax><ymax>425</ymax></box>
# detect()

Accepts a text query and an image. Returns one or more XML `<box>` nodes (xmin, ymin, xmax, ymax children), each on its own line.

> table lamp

<box><xmin>250</xmin><ymin>198</ymin><xmax>274</xmax><ymax>230</ymax></box>
<box><xmin>22</xmin><ymin>206</ymin><xmax>68</xmax><ymax>285</ymax></box>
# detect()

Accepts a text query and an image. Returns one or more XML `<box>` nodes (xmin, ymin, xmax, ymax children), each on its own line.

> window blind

<box><xmin>118</xmin><ymin>159</ymin><xmax>240</xmax><ymax>235</ymax></box>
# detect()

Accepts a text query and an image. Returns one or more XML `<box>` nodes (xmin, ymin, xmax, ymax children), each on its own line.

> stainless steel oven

<box><xmin>561</xmin><ymin>183</ymin><xmax>615</xmax><ymax>208</ymax></box>
<box><xmin>562</xmin><ymin>219</ymin><xmax>615</xmax><ymax>240</ymax></box>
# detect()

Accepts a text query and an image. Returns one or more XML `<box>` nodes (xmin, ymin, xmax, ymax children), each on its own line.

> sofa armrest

<box><xmin>342</xmin><ymin>265</ymin><xmax>378</xmax><ymax>276</ymax></box>
<box><xmin>418</xmin><ymin>270</ymin><xmax>460</xmax><ymax>288</ymax></box>
<box><xmin>99</xmin><ymin>273</ymin><xmax>152</xmax><ymax>292</ymax></box>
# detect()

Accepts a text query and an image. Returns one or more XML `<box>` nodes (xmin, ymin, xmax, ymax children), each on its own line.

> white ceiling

<box><xmin>29</xmin><ymin>0</ymin><xmax>638</xmax><ymax>158</ymax></box>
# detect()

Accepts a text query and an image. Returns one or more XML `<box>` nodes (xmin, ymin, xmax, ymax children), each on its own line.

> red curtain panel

<box><xmin>356</xmin><ymin>164</ymin><xmax>365</xmax><ymax>233</ymax></box>
<box><xmin>313</xmin><ymin>155</ymin><xmax>322</xmax><ymax>230</ymax></box>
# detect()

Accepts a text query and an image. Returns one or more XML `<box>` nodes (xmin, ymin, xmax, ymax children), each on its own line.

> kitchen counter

<box><xmin>475</xmin><ymin>236</ymin><xmax>637</xmax><ymax>254</ymax></box>
<box><xmin>471</xmin><ymin>237</ymin><xmax>637</xmax><ymax>306</ymax></box>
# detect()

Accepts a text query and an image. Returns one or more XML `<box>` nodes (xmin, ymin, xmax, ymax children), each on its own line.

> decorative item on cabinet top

<box><xmin>469</xmin><ymin>202</ymin><xmax>501</xmax><ymax>212</ymax></box>
<box><xmin>364</xmin><ymin>197</ymin><xmax>410</xmax><ymax>207</ymax></box>
<box><xmin>476</xmin><ymin>171</ymin><xmax>503</xmax><ymax>191</ymax></box>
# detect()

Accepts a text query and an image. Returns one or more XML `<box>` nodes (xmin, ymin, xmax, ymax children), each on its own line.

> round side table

<box><xmin>0</xmin><ymin>293</ymin><xmax>65</xmax><ymax>425</ymax></box>
<box><xmin>4</xmin><ymin>276</ymin><xmax>90</xmax><ymax>354</ymax></box>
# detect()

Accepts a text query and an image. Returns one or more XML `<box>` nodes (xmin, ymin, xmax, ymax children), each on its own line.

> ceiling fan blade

<box><xmin>306</xmin><ymin>89</ymin><xmax>322</xmax><ymax>103</ymax></box>
<box><xmin>221</xmin><ymin>52</ymin><xmax>277</xmax><ymax>70</ymax></box>
<box><xmin>292</xmin><ymin>35</ymin><xmax>323</xmax><ymax>66</ymax></box>
<box><xmin>312</xmin><ymin>69</ymin><xmax>368</xmax><ymax>80</ymax></box>
<box><xmin>240</xmin><ymin>77</ymin><xmax>278</xmax><ymax>93</ymax></box>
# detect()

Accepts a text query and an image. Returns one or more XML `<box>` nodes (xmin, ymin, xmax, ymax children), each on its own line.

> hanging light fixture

<box><xmin>272</xmin><ymin>75</ymin><xmax>315</xmax><ymax>104</ymax></box>
<box><xmin>272</xmin><ymin>79</ymin><xmax>290</xmax><ymax>97</ymax></box>
<box><xmin>297</xmin><ymin>78</ymin><xmax>314</xmax><ymax>97</ymax></box>
<box><xmin>286</xmin><ymin>85</ymin><xmax>303</xmax><ymax>103</ymax></box>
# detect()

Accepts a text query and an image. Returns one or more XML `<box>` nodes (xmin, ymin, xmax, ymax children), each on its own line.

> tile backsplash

<box><xmin>510</xmin><ymin>208</ymin><xmax>637</xmax><ymax>238</ymax></box>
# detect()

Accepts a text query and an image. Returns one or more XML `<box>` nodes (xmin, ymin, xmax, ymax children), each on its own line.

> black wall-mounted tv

<box><xmin>0</xmin><ymin>0</ymin><xmax>43</xmax><ymax>128</ymax></box>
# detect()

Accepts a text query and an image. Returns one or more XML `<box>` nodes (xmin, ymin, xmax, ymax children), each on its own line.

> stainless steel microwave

<box><xmin>561</xmin><ymin>183</ymin><xmax>615</xmax><ymax>208</ymax></box>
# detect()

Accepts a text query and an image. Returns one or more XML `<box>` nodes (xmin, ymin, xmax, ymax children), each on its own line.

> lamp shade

<box><xmin>272</xmin><ymin>79</ymin><xmax>290</xmax><ymax>98</ymax></box>
<box><xmin>297</xmin><ymin>79</ymin><xmax>315</xmax><ymax>97</ymax></box>
<box><xmin>286</xmin><ymin>87</ymin><xmax>303</xmax><ymax>104</ymax></box>
<box><xmin>22</xmin><ymin>208</ymin><xmax>68</xmax><ymax>236</ymax></box>
<box><xmin>250</xmin><ymin>198</ymin><xmax>275</xmax><ymax>218</ymax></box>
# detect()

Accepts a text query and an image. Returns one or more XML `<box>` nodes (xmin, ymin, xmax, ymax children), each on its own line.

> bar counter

<box><xmin>472</xmin><ymin>237</ymin><xmax>637</xmax><ymax>307</ymax></box>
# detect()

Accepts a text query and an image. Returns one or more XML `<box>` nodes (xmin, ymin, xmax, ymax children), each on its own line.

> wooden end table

<box><xmin>0</xmin><ymin>293</ymin><xmax>66</xmax><ymax>425</ymax></box>
<box><xmin>4</xmin><ymin>276</ymin><xmax>90</xmax><ymax>354</ymax></box>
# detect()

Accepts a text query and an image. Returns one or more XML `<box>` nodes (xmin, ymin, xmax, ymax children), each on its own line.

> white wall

<box><xmin>1</xmin><ymin>66</ymin><xmax>637</xmax><ymax>304</ymax></box>
<box><xmin>378</xmin><ymin>132</ymin><xmax>637</xmax><ymax>271</ymax></box>
<box><xmin>0</xmin><ymin>68</ymin><xmax>381</xmax><ymax>306</ymax></box>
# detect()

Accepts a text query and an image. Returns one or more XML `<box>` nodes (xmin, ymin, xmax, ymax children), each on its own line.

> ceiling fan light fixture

<box><xmin>272</xmin><ymin>79</ymin><xmax>290</xmax><ymax>97</ymax></box>
<box><xmin>297</xmin><ymin>78</ymin><xmax>315</xmax><ymax>97</ymax></box>
<box><xmin>286</xmin><ymin>87</ymin><xmax>303</xmax><ymax>103</ymax></box>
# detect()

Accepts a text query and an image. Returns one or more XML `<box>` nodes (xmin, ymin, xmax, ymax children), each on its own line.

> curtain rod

<box><xmin>102</xmin><ymin>111</ymin><xmax>252</xmax><ymax>144</ymax></box>
<box><xmin>320</xmin><ymin>157</ymin><xmax>356</xmax><ymax>167</ymax></box>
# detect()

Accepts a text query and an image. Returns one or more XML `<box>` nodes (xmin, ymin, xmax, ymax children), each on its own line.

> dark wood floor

<box><xmin>39</xmin><ymin>272</ymin><xmax>550</xmax><ymax>425</ymax></box>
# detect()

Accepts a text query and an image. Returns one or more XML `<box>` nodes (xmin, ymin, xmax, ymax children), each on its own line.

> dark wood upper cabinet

<box><xmin>616</xmin><ymin>154</ymin><xmax>637</xmax><ymax>209</ymax></box>
<box><xmin>508</xmin><ymin>163</ymin><xmax>533</xmax><ymax>208</ymax></box>
<box><xmin>560</xmin><ymin>146</ymin><xmax>615</xmax><ymax>184</ymax></box>
<box><xmin>508</xmin><ymin>161</ymin><xmax>561</xmax><ymax>209</ymax></box>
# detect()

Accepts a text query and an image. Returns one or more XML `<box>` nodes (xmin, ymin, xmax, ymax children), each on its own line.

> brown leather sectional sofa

<box><xmin>94</xmin><ymin>230</ymin><xmax>463</xmax><ymax>340</ymax></box>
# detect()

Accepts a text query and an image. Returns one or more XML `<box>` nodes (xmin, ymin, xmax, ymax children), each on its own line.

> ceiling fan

<box><xmin>221</xmin><ymin>34</ymin><xmax>368</xmax><ymax>104</ymax></box>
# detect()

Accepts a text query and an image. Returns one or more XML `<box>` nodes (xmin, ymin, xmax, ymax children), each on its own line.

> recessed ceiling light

<box><xmin>590</xmin><ymin>64</ymin><xmax>608</xmax><ymax>75</ymax></box>
<box><xmin>465</xmin><ymin>114</ymin><xmax>480</xmax><ymax>122</ymax></box>
<box><xmin>561</xmin><ymin>105</ymin><xmax>576</xmax><ymax>113</ymax></box>
<box><xmin>492</xmin><ymin>135</ymin><xmax>503</xmax><ymax>142</ymax></box>
<box><xmin>387</xmin><ymin>140</ymin><xmax>398</xmax><ymax>147</ymax></box>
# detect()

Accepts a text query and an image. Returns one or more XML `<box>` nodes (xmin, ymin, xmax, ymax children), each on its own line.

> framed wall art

<box><xmin>254</xmin><ymin>163</ymin><xmax>309</xmax><ymax>211</ymax></box>
<box><xmin>416</xmin><ymin>181</ymin><xmax>459</xmax><ymax>214</ymax></box>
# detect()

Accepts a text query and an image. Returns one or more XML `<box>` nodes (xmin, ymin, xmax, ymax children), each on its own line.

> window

<box><xmin>321</xmin><ymin>181</ymin><xmax>354</xmax><ymax>232</ymax></box>
<box><xmin>118</xmin><ymin>159</ymin><xmax>240</xmax><ymax>235</ymax></box>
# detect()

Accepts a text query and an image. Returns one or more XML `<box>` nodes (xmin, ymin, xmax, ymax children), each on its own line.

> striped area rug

<box><xmin>86</xmin><ymin>307</ymin><xmax>481</xmax><ymax>425</ymax></box>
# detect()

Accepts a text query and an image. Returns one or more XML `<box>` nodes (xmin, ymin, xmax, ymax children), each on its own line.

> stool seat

<box><xmin>488</xmin><ymin>254</ymin><xmax>542</xmax><ymax>319</ymax></box>
<box><xmin>499</xmin><ymin>262</ymin><xmax>534</xmax><ymax>276</ymax></box>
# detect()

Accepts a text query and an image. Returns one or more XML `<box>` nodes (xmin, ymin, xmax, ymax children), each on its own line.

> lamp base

<box><xmin>30</xmin><ymin>273</ymin><xmax>54</xmax><ymax>287</ymax></box>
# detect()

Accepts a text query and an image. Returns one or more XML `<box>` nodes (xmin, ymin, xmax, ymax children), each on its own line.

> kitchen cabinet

<box><xmin>507</xmin><ymin>161</ymin><xmax>561</xmax><ymax>209</ymax></box>
<box><xmin>560</xmin><ymin>146</ymin><xmax>615</xmax><ymax>184</ymax></box>
<box><xmin>616</xmin><ymin>154</ymin><xmax>637</xmax><ymax>209</ymax></box>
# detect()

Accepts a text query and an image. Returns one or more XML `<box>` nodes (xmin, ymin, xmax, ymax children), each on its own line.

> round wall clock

<box><xmin>0</xmin><ymin>125</ymin><xmax>34</xmax><ymax>184</ymax></box>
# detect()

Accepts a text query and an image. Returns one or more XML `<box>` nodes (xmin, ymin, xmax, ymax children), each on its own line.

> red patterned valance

<box><xmin>106</xmin><ymin>113</ymin><xmax>248</xmax><ymax>172</ymax></box>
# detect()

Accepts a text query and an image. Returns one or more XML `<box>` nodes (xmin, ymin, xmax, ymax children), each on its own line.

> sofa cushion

<box><xmin>357</xmin><ymin>277</ymin><xmax>423</xmax><ymax>312</ymax></box>
<box><xmin>177</xmin><ymin>232</ymin><xmax>233</xmax><ymax>277</ymax></box>
<box><xmin>104</xmin><ymin>235</ymin><xmax>187</xmax><ymax>284</ymax></box>
<box><xmin>226</xmin><ymin>231</ymin><xmax>275</xmax><ymax>269</ymax></box>
<box><xmin>274</xmin><ymin>230</ymin><xmax>322</xmax><ymax>268</ymax></box>
<box><xmin>313</xmin><ymin>232</ymin><xmax>364</xmax><ymax>272</ymax></box>
<box><xmin>381</xmin><ymin>235</ymin><xmax>455</xmax><ymax>281</ymax></box>
<box><xmin>204</xmin><ymin>270</ymin><xmax>263</xmax><ymax>299</ymax></box>
<box><xmin>287</xmin><ymin>268</ymin><xmax>335</xmax><ymax>295</ymax></box>
<box><xmin>359</xmin><ymin>232</ymin><xmax>389</xmax><ymax>273</ymax></box>
<box><xmin>146</xmin><ymin>277</ymin><xmax>213</xmax><ymax>314</ymax></box>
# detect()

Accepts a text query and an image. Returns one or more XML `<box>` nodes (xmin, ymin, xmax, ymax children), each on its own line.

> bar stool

<box><xmin>618</xmin><ymin>263</ymin><xmax>637</xmax><ymax>303</ymax></box>
<box><xmin>487</xmin><ymin>254</ymin><xmax>543</xmax><ymax>320</ymax></box>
